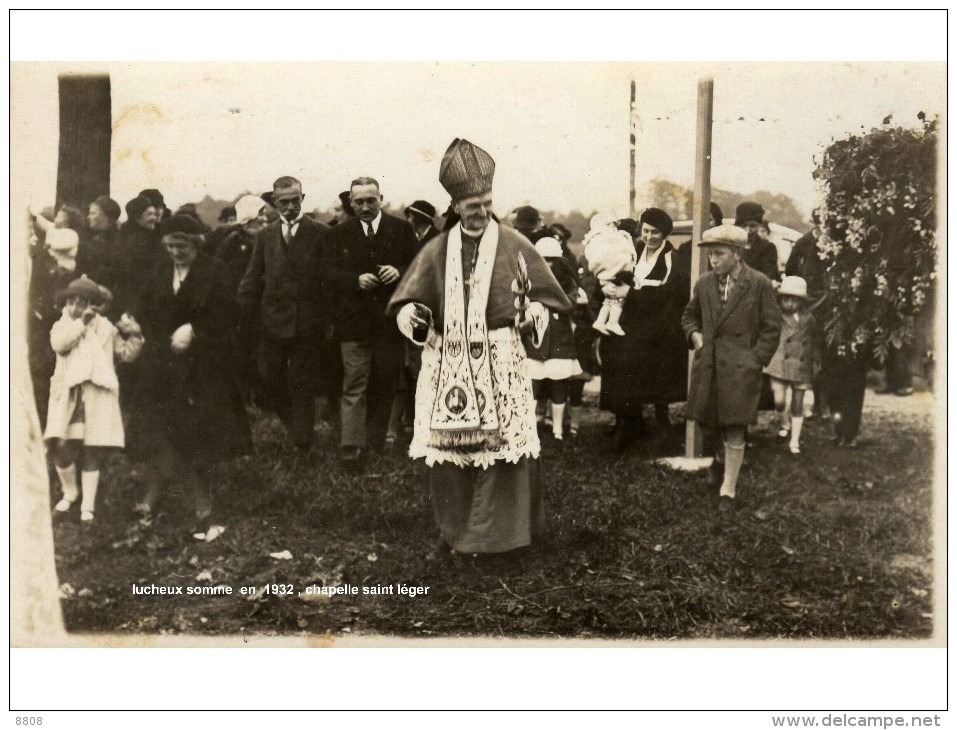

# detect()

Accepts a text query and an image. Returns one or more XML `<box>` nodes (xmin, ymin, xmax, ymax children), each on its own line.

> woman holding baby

<box><xmin>595</xmin><ymin>208</ymin><xmax>689</xmax><ymax>452</ymax></box>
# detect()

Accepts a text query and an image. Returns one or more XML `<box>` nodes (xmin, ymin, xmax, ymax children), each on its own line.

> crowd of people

<box><xmin>26</xmin><ymin>139</ymin><xmax>893</xmax><ymax>554</ymax></box>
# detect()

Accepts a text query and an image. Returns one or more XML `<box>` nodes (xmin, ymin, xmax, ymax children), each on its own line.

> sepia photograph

<box><xmin>8</xmin><ymin>9</ymin><xmax>948</xmax><ymax>719</ymax></box>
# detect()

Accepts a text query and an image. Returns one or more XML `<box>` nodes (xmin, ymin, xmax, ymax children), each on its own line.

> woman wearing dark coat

<box><xmin>128</xmin><ymin>225</ymin><xmax>251</xmax><ymax>540</ymax></box>
<box><xmin>599</xmin><ymin>208</ymin><xmax>690</xmax><ymax>450</ymax></box>
<box><xmin>76</xmin><ymin>196</ymin><xmax>122</xmax><ymax>293</ymax></box>
<box><xmin>112</xmin><ymin>196</ymin><xmax>162</xmax><ymax>319</ymax></box>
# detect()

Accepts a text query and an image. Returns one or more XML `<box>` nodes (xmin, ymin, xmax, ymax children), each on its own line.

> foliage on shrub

<box><xmin>814</xmin><ymin>114</ymin><xmax>937</xmax><ymax>362</ymax></box>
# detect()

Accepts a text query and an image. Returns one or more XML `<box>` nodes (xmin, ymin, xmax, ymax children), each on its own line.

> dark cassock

<box><xmin>387</xmin><ymin>138</ymin><xmax>572</xmax><ymax>555</ymax></box>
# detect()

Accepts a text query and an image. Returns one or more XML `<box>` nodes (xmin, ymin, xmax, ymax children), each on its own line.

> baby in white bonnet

<box><xmin>582</xmin><ymin>214</ymin><xmax>636</xmax><ymax>336</ymax></box>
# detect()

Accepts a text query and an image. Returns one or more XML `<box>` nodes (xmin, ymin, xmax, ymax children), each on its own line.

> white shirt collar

<box><xmin>282</xmin><ymin>212</ymin><xmax>304</xmax><ymax>229</ymax></box>
<box><xmin>364</xmin><ymin>212</ymin><xmax>383</xmax><ymax>235</ymax></box>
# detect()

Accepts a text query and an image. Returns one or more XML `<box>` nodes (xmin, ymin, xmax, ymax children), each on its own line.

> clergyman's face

<box><xmin>350</xmin><ymin>183</ymin><xmax>382</xmax><ymax>224</ymax></box>
<box><xmin>453</xmin><ymin>193</ymin><xmax>493</xmax><ymax>233</ymax></box>
<box><xmin>274</xmin><ymin>184</ymin><xmax>304</xmax><ymax>222</ymax></box>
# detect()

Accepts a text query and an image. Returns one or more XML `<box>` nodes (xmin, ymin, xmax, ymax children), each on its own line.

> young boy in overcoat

<box><xmin>681</xmin><ymin>225</ymin><xmax>782</xmax><ymax>510</ymax></box>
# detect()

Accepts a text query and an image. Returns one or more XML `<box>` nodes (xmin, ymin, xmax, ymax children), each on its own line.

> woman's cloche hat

<box><xmin>534</xmin><ymin>236</ymin><xmax>563</xmax><ymax>258</ymax></box>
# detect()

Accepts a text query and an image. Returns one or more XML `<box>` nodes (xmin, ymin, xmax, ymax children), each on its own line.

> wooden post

<box><xmin>56</xmin><ymin>74</ymin><xmax>111</xmax><ymax>210</ymax></box>
<box><xmin>685</xmin><ymin>77</ymin><xmax>714</xmax><ymax>458</ymax></box>
<box><xmin>629</xmin><ymin>80</ymin><xmax>637</xmax><ymax>218</ymax></box>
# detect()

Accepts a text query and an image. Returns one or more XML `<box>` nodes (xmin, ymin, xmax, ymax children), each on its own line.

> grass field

<box><xmin>53</xmin><ymin>389</ymin><xmax>937</xmax><ymax>642</ymax></box>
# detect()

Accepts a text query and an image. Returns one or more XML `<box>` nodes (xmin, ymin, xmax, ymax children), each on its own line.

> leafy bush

<box><xmin>814</xmin><ymin>114</ymin><xmax>937</xmax><ymax>362</ymax></box>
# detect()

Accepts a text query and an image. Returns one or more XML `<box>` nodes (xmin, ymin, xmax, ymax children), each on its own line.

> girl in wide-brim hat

<box><xmin>764</xmin><ymin>276</ymin><xmax>821</xmax><ymax>455</ymax></box>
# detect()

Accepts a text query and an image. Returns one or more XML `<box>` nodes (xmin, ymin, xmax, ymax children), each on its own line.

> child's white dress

<box><xmin>43</xmin><ymin>312</ymin><xmax>142</xmax><ymax>447</ymax></box>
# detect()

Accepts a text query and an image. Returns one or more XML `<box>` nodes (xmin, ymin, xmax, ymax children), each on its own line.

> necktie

<box><xmin>283</xmin><ymin>221</ymin><xmax>294</xmax><ymax>245</ymax></box>
<box><xmin>366</xmin><ymin>223</ymin><xmax>375</xmax><ymax>241</ymax></box>
<box><xmin>719</xmin><ymin>275</ymin><xmax>730</xmax><ymax>302</ymax></box>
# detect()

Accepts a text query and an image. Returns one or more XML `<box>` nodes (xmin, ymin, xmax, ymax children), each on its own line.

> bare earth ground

<box><xmin>52</xmin><ymin>387</ymin><xmax>936</xmax><ymax>641</ymax></box>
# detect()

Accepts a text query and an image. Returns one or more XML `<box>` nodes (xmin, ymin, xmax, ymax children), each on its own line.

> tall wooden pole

<box><xmin>629</xmin><ymin>80</ymin><xmax>637</xmax><ymax>218</ymax></box>
<box><xmin>56</xmin><ymin>74</ymin><xmax>111</xmax><ymax>210</ymax></box>
<box><xmin>685</xmin><ymin>77</ymin><xmax>714</xmax><ymax>458</ymax></box>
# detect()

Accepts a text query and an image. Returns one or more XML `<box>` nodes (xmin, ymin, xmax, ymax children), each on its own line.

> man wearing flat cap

<box><xmin>387</xmin><ymin>138</ymin><xmax>572</xmax><ymax>556</ymax></box>
<box><xmin>735</xmin><ymin>201</ymin><xmax>780</xmax><ymax>283</ymax></box>
<box><xmin>405</xmin><ymin>200</ymin><xmax>440</xmax><ymax>245</ymax></box>
<box><xmin>682</xmin><ymin>224</ymin><xmax>781</xmax><ymax>512</ymax></box>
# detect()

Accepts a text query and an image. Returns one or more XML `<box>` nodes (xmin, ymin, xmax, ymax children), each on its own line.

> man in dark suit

<box><xmin>324</xmin><ymin>176</ymin><xmax>419</xmax><ymax>463</ymax></box>
<box><xmin>238</xmin><ymin>176</ymin><xmax>328</xmax><ymax>452</ymax></box>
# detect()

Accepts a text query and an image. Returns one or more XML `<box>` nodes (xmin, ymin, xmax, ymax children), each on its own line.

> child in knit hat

<box><xmin>44</xmin><ymin>276</ymin><xmax>144</xmax><ymax>523</ymax></box>
<box><xmin>583</xmin><ymin>214</ymin><xmax>636</xmax><ymax>336</ymax></box>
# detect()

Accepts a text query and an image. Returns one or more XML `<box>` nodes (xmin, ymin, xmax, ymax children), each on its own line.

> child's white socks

<box><xmin>80</xmin><ymin>469</ymin><xmax>99</xmax><ymax>521</ymax></box>
<box><xmin>551</xmin><ymin>402</ymin><xmax>565</xmax><ymax>440</ymax></box>
<box><xmin>719</xmin><ymin>442</ymin><xmax>746</xmax><ymax>499</ymax></box>
<box><xmin>789</xmin><ymin>416</ymin><xmax>804</xmax><ymax>453</ymax></box>
<box><xmin>592</xmin><ymin>304</ymin><xmax>611</xmax><ymax>334</ymax></box>
<box><xmin>54</xmin><ymin>463</ymin><xmax>78</xmax><ymax>510</ymax></box>
<box><xmin>605</xmin><ymin>303</ymin><xmax>625</xmax><ymax>336</ymax></box>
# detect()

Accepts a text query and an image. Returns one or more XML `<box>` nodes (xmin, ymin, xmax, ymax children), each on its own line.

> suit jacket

<box><xmin>238</xmin><ymin>216</ymin><xmax>327</xmax><ymax>340</ymax></box>
<box><xmin>324</xmin><ymin>213</ymin><xmax>419</xmax><ymax>342</ymax></box>
<box><xmin>681</xmin><ymin>264</ymin><xmax>782</xmax><ymax>427</ymax></box>
<box><xmin>785</xmin><ymin>231</ymin><xmax>826</xmax><ymax>300</ymax></box>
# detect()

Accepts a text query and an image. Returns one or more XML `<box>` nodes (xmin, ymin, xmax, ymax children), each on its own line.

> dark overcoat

<box><xmin>76</xmin><ymin>226</ymin><xmax>119</xmax><ymax>295</ymax></box>
<box><xmin>785</xmin><ymin>231</ymin><xmax>826</xmax><ymax>301</ymax></box>
<box><xmin>681</xmin><ymin>263</ymin><xmax>782</xmax><ymax>427</ymax></box>
<box><xmin>129</xmin><ymin>253</ymin><xmax>251</xmax><ymax>464</ymax></box>
<box><xmin>323</xmin><ymin>213</ymin><xmax>420</xmax><ymax>342</ymax></box>
<box><xmin>237</xmin><ymin>216</ymin><xmax>327</xmax><ymax>340</ymax></box>
<box><xmin>524</xmin><ymin>257</ymin><xmax>579</xmax><ymax>362</ymax></box>
<box><xmin>112</xmin><ymin>222</ymin><xmax>164</xmax><ymax>319</ymax></box>
<box><xmin>572</xmin><ymin>254</ymin><xmax>601</xmax><ymax>376</ymax></box>
<box><xmin>765</xmin><ymin>310</ymin><xmax>820</xmax><ymax>385</ymax></box>
<box><xmin>215</xmin><ymin>227</ymin><xmax>257</xmax><ymax>296</ymax></box>
<box><xmin>600</xmin><ymin>241</ymin><xmax>690</xmax><ymax>414</ymax></box>
<box><xmin>744</xmin><ymin>237</ymin><xmax>780</xmax><ymax>282</ymax></box>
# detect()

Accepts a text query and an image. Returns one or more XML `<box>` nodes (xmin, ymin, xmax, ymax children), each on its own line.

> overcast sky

<box><xmin>13</xmin><ymin>60</ymin><xmax>943</xmax><ymax>223</ymax></box>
